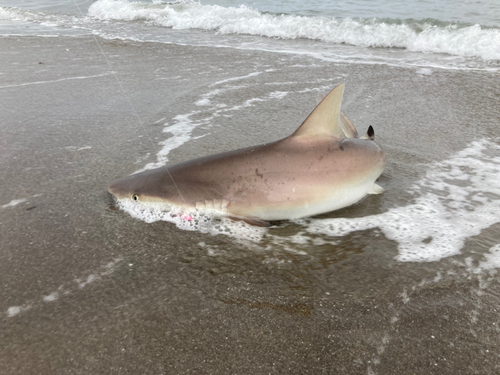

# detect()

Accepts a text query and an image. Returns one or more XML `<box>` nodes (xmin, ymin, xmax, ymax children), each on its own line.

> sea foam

<box><xmin>116</xmin><ymin>198</ymin><xmax>268</xmax><ymax>243</ymax></box>
<box><xmin>88</xmin><ymin>0</ymin><xmax>500</xmax><ymax>61</ymax></box>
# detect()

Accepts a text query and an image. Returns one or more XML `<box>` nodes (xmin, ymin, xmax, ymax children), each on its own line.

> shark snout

<box><xmin>107</xmin><ymin>170</ymin><xmax>172</xmax><ymax>203</ymax></box>
<box><xmin>107</xmin><ymin>178</ymin><xmax>131</xmax><ymax>200</ymax></box>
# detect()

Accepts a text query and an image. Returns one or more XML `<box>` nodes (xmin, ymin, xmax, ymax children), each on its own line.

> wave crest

<box><xmin>88</xmin><ymin>0</ymin><xmax>500</xmax><ymax>61</ymax></box>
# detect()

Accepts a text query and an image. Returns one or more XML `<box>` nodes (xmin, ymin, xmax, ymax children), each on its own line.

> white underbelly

<box><xmin>237</xmin><ymin>180</ymin><xmax>376</xmax><ymax>221</ymax></box>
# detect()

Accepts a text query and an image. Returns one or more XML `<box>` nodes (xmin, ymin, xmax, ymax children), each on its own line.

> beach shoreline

<box><xmin>1</xmin><ymin>34</ymin><xmax>500</xmax><ymax>374</ymax></box>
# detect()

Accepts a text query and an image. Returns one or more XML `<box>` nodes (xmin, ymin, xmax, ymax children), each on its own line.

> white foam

<box><xmin>478</xmin><ymin>244</ymin><xmax>500</xmax><ymax>270</ymax></box>
<box><xmin>88</xmin><ymin>0</ymin><xmax>500</xmax><ymax>61</ymax></box>
<box><xmin>43</xmin><ymin>292</ymin><xmax>58</xmax><ymax>302</ymax></box>
<box><xmin>416</xmin><ymin>68</ymin><xmax>433</xmax><ymax>75</ymax></box>
<box><xmin>305</xmin><ymin>139</ymin><xmax>500</xmax><ymax>262</ymax></box>
<box><xmin>135</xmin><ymin>112</ymin><xmax>205</xmax><ymax>172</ymax></box>
<box><xmin>193</xmin><ymin>85</ymin><xmax>245</xmax><ymax>107</ymax></box>
<box><xmin>269</xmin><ymin>91</ymin><xmax>289</xmax><ymax>99</ymax></box>
<box><xmin>76</xmin><ymin>274</ymin><xmax>100</xmax><ymax>288</ymax></box>
<box><xmin>1</xmin><ymin>198</ymin><xmax>27</xmax><ymax>208</ymax></box>
<box><xmin>210</xmin><ymin>71</ymin><xmax>263</xmax><ymax>86</ymax></box>
<box><xmin>195</xmin><ymin>98</ymin><xmax>211</xmax><ymax>106</ymax></box>
<box><xmin>2</xmin><ymin>194</ymin><xmax>42</xmax><ymax>209</ymax></box>
<box><xmin>7</xmin><ymin>306</ymin><xmax>21</xmax><ymax>317</ymax></box>
<box><xmin>0</xmin><ymin>73</ymin><xmax>110</xmax><ymax>90</ymax></box>
<box><xmin>116</xmin><ymin>198</ymin><xmax>269</xmax><ymax>245</ymax></box>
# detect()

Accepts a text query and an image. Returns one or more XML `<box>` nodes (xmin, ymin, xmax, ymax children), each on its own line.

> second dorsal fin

<box><xmin>340</xmin><ymin>111</ymin><xmax>358</xmax><ymax>138</ymax></box>
<box><xmin>292</xmin><ymin>83</ymin><xmax>346</xmax><ymax>139</ymax></box>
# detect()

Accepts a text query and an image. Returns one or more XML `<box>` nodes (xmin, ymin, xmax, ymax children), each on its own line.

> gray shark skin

<box><xmin>108</xmin><ymin>84</ymin><xmax>386</xmax><ymax>225</ymax></box>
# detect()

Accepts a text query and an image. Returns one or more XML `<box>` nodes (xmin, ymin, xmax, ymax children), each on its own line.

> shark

<box><xmin>107</xmin><ymin>83</ymin><xmax>386</xmax><ymax>226</ymax></box>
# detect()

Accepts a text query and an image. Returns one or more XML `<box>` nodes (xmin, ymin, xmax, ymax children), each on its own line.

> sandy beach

<box><xmin>1</xmin><ymin>35</ymin><xmax>500</xmax><ymax>374</ymax></box>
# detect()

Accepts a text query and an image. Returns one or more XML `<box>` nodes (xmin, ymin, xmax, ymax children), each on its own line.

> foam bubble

<box><xmin>478</xmin><ymin>244</ymin><xmax>500</xmax><ymax>271</ymax></box>
<box><xmin>116</xmin><ymin>199</ymin><xmax>267</xmax><ymax>243</ymax></box>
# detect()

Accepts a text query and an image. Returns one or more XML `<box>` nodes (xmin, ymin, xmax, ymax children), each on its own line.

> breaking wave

<box><xmin>87</xmin><ymin>0</ymin><xmax>500</xmax><ymax>61</ymax></box>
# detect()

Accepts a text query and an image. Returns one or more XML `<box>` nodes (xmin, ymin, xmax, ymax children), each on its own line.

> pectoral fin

<box><xmin>368</xmin><ymin>183</ymin><xmax>384</xmax><ymax>195</ymax></box>
<box><xmin>229</xmin><ymin>215</ymin><xmax>271</xmax><ymax>227</ymax></box>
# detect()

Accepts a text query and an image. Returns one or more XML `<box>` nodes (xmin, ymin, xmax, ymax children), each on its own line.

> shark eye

<box><xmin>132</xmin><ymin>194</ymin><xmax>139</xmax><ymax>202</ymax></box>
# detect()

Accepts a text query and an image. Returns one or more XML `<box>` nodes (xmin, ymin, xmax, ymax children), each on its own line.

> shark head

<box><xmin>107</xmin><ymin>168</ymin><xmax>180</xmax><ymax>209</ymax></box>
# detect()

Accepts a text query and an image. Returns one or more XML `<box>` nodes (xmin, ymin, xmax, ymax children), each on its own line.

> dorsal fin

<box><xmin>292</xmin><ymin>83</ymin><xmax>346</xmax><ymax>139</ymax></box>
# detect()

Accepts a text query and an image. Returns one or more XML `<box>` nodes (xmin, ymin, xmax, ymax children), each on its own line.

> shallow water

<box><xmin>112</xmin><ymin>73</ymin><xmax>500</xmax><ymax>265</ymax></box>
<box><xmin>1</xmin><ymin>1</ymin><xmax>500</xmax><ymax>373</ymax></box>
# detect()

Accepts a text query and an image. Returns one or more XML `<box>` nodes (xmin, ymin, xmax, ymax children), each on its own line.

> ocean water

<box><xmin>1</xmin><ymin>0</ymin><xmax>499</xmax><ymax>69</ymax></box>
<box><xmin>1</xmin><ymin>0</ymin><xmax>499</xmax><ymax>267</ymax></box>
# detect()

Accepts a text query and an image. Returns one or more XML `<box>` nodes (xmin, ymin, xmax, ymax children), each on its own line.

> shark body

<box><xmin>108</xmin><ymin>84</ymin><xmax>386</xmax><ymax>225</ymax></box>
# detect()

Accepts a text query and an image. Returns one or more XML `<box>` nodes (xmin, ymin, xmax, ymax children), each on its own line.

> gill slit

<box><xmin>72</xmin><ymin>0</ymin><xmax>187</xmax><ymax>205</ymax></box>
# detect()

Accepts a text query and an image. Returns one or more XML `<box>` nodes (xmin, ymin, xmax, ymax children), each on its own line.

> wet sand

<box><xmin>1</xmin><ymin>35</ymin><xmax>500</xmax><ymax>374</ymax></box>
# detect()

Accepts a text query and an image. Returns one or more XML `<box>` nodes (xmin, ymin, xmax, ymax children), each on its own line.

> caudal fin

<box><xmin>360</xmin><ymin>125</ymin><xmax>375</xmax><ymax>140</ymax></box>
